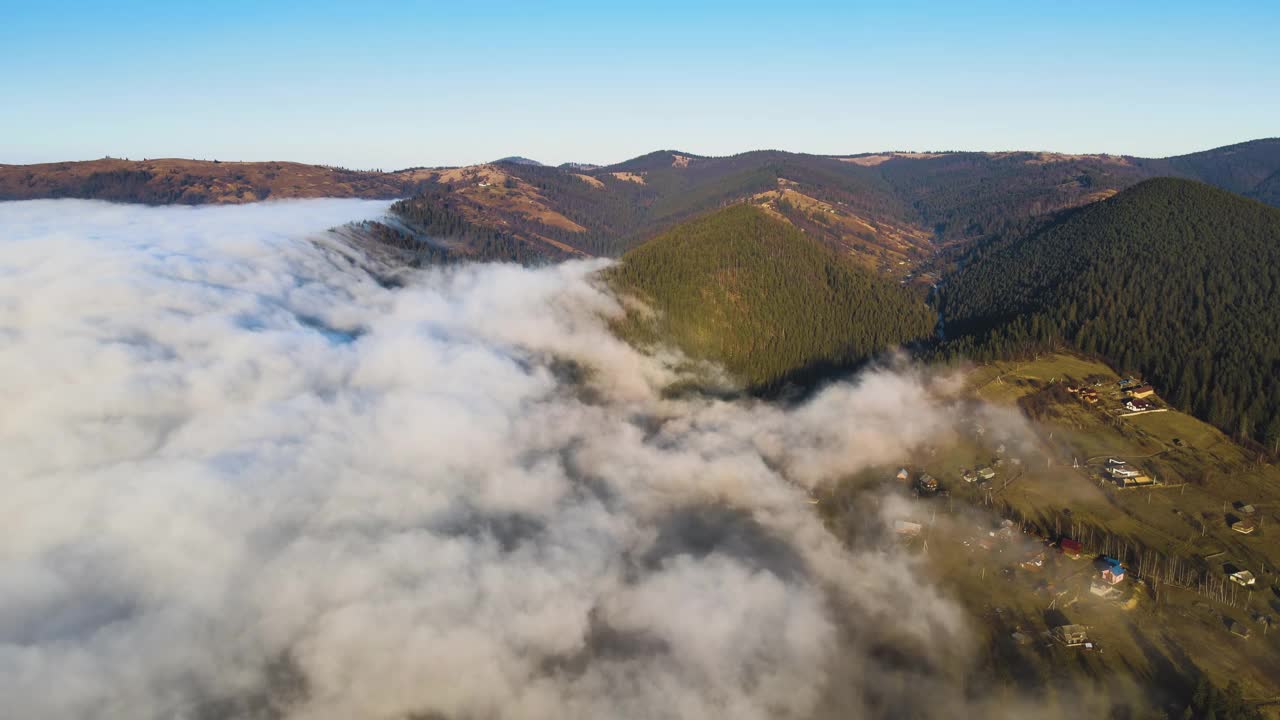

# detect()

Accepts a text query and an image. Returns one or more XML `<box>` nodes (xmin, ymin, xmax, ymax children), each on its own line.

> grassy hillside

<box><xmin>606</xmin><ymin>204</ymin><xmax>935</xmax><ymax>389</ymax></box>
<box><xmin>857</xmin><ymin>352</ymin><xmax>1280</xmax><ymax>715</ymax></box>
<box><xmin>939</xmin><ymin>178</ymin><xmax>1280</xmax><ymax>448</ymax></box>
<box><xmin>0</xmin><ymin>158</ymin><xmax>416</xmax><ymax>204</ymax></box>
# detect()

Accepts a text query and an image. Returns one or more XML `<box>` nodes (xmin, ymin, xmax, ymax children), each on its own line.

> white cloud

<box><xmin>0</xmin><ymin>199</ymin><xmax>1038</xmax><ymax>719</ymax></box>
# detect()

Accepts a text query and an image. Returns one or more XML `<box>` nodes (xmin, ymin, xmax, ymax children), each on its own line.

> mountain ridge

<box><xmin>6</xmin><ymin>139</ymin><xmax>1280</xmax><ymax>273</ymax></box>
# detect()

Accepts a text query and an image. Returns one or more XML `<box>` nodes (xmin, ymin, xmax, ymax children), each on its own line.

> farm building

<box><xmin>977</xmin><ymin>466</ymin><xmax>996</xmax><ymax>480</ymax></box>
<box><xmin>1228</xmin><ymin>619</ymin><xmax>1251</xmax><ymax>639</ymax></box>
<box><xmin>1052</xmin><ymin>624</ymin><xmax>1089</xmax><ymax>647</ymax></box>
<box><xmin>1229</xmin><ymin>570</ymin><xmax>1256</xmax><ymax>587</ymax></box>
<box><xmin>1232</xmin><ymin>518</ymin><xmax>1257</xmax><ymax>535</ymax></box>
<box><xmin>1060</xmin><ymin>538</ymin><xmax>1084</xmax><ymax>559</ymax></box>
<box><xmin>1128</xmin><ymin>384</ymin><xmax>1155</xmax><ymax>399</ymax></box>
<box><xmin>1112</xmin><ymin>473</ymin><xmax>1155</xmax><ymax>488</ymax></box>
<box><xmin>893</xmin><ymin>520</ymin><xmax>923</xmax><ymax>539</ymax></box>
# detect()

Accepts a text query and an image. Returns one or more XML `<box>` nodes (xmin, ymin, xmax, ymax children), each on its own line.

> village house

<box><xmin>916</xmin><ymin>473</ymin><xmax>939</xmax><ymax>495</ymax></box>
<box><xmin>977</xmin><ymin>466</ymin><xmax>996</xmax><ymax>481</ymax></box>
<box><xmin>1228</xmin><ymin>619</ymin><xmax>1251</xmax><ymax>639</ymax></box>
<box><xmin>896</xmin><ymin>468</ymin><xmax>910</xmax><ymax>483</ymax></box>
<box><xmin>1124</xmin><ymin>398</ymin><xmax>1154</xmax><ymax>412</ymax></box>
<box><xmin>1100</xmin><ymin>557</ymin><xmax>1126</xmax><ymax>584</ymax></box>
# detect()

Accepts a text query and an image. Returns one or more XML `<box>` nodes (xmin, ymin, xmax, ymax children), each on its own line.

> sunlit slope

<box><xmin>607</xmin><ymin>204</ymin><xmax>935</xmax><ymax>389</ymax></box>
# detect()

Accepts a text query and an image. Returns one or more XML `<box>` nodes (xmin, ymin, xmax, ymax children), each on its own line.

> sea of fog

<box><xmin>0</xmin><ymin>199</ymin><xmax>1093</xmax><ymax>719</ymax></box>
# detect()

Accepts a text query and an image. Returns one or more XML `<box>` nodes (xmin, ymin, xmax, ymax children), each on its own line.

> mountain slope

<box><xmin>1165</xmin><ymin>138</ymin><xmax>1280</xmax><ymax>203</ymax></box>
<box><xmin>939</xmin><ymin>178</ymin><xmax>1280</xmax><ymax>446</ymax></box>
<box><xmin>0</xmin><ymin>158</ymin><xmax>416</xmax><ymax>204</ymax></box>
<box><xmin>606</xmin><ymin>204</ymin><xmax>935</xmax><ymax>389</ymax></box>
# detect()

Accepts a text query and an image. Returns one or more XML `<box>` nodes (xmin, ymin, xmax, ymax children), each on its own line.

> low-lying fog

<box><xmin>0</xmin><ymin>200</ymin><xmax>1082</xmax><ymax>719</ymax></box>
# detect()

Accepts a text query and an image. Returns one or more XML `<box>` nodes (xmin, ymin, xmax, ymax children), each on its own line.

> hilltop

<box><xmin>605</xmin><ymin>204</ymin><xmax>935</xmax><ymax>390</ymax></box>
<box><xmin>939</xmin><ymin>178</ymin><xmax>1280</xmax><ymax>448</ymax></box>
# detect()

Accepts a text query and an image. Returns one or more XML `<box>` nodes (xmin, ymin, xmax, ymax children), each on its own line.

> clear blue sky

<box><xmin>3</xmin><ymin>0</ymin><xmax>1278</xmax><ymax>168</ymax></box>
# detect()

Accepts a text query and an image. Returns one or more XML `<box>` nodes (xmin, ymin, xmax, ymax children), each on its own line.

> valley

<box><xmin>5</xmin><ymin>138</ymin><xmax>1280</xmax><ymax>719</ymax></box>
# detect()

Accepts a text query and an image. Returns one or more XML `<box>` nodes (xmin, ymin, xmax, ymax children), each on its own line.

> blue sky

<box><xmin>3</xmin><ymin>0</ymin><xmax>1278</xmax><ymax>168</ymax></box>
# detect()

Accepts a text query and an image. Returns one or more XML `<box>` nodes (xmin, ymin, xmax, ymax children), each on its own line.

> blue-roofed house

<box><xmin>1101</xmin><ymin>557</ymin><xmax>1126</xmax><ymax>585</ymax></box>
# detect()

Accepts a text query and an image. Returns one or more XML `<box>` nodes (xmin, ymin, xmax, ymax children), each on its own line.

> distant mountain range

<box><xmin>5</xmin><ymin>139</ymin><xmax>1277</xmax><ymax>274</ymax></box>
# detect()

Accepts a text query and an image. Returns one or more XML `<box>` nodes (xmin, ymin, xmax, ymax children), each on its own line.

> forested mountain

<box><xmin>938</xmin><ymin>178</ymin><xmax>1280</xmax><ymax>448</ymax></box>
<box><xmin>494</xmin><ymin>156</ymin><xmax>544</xmax><ymax>166</ymax></box>
<box><xmin>1163</xmin><ymin>139</ymin><xmax>1280</xmax><ymax>205</ymax></box>
<box><xmin>605</xmin><ymin>204</ymin><xmax>935</xmax><ymax>390</ymax></box>
<box><xmin>855</xmin><ymin>139</ymin><xmax>1280</xmax><ymax>245</ymax></box>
